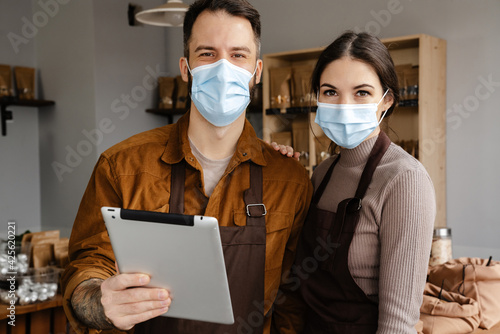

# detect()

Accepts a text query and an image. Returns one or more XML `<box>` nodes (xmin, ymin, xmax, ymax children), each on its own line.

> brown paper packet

<box><xmin>292</xmin><ymin>65</ymin><xmax>314</xmax><ymax>107</ymax></box>
<box><xmin>14</xmin><ymin>66</ymin><xmax>35</xmax><ymax>100</ymax></box>
<box><xmin>158</xmin><ymin>77</ymin><xmax>175</xmax><ymax>109</ymax></box>
<box><xmin>394</xmin><ymin>64</ymin><xmax>412</xmax><ymax>103</ymax></box>
<box><xmin>22</xmin><ymin>230</ymin><xmax>60</xmax><ymax>267</ymax></box>
<box><xmin>270</xmin><ymin>67</ymin><xmax>292</xmax><ymax>109</ymax></box>
<box><xmin>0</xmin><ymin>64</ymin><xmax>13</xmax><ymax>97</ymax></box>
<box><xmin>54</xmin><ymin>238</ymin><xmax>69</xmax><ymax>268</ymax></box>
<box><xmin>32</xmin><ymin>243</ymin><xmax>54</xmax><ymax>268</ymax></box>
<box><xmin>404</xmin><ymin>66</ymin><xmax>419</xmax><ymax>102</ymax></box>
<box><xmin>175</xmin><ymin>75</ymin><xmax>189</xmax><ymax>110</ymax></box>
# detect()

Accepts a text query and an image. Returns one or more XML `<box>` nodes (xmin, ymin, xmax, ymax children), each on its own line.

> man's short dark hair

<box><xmin>183</xmin><ymin>0</ymin><xmax>261</xmax><ymax>58</ymax></box>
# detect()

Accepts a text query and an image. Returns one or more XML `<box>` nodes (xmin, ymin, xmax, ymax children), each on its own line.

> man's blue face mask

<box><xmin>186</xmin><ymin>58</ymin><xmax>257</xmax><ymax>127</ymax></box>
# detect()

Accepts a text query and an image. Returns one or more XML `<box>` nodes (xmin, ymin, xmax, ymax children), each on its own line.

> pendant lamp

<box><xmin>135</xmin><ymin>0</ymin><xmax>189</xmax><ymax>27</ymax></box>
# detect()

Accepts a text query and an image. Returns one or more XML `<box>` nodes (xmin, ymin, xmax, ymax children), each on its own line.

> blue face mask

<box><xmin>186</xmin><ymin>59</ymin><xmax>257</xmax><ymax>127</ymax></box>
<box><xmin>315</xmin><ymin>90</ymin><xmax>389</xmax><ymax>149</ymax></box>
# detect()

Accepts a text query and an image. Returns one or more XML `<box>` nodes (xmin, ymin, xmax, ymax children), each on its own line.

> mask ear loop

<box><xmin>377</xmin><ymin>89</ymin><xmax>391</xmax><ymax>125</ymax></box>
<box><xmin>184</xmin><ymin>57</ymin><xmax>193</xmax><ymax>76</ymax></box>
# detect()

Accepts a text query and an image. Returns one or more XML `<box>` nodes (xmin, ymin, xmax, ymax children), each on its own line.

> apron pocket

<box><xmin>234</xmin><ymin>210</ymin><xmax>291</xmax><ymax>271</ymax></box>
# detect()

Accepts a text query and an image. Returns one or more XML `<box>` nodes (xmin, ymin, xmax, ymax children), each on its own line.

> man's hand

<box><xmin>100</xmin><ymin>273</ymin><xmax>171</xmax><ymax>330</ymax></box>
<box><xmin>270</xmin><ymin>142</ymin><xmax>301</xmax><ymax>161</ymax></box>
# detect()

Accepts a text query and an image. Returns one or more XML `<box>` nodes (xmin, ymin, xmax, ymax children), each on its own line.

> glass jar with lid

<box><xmin>429</xmin><ymin>228</ymin><xmax>452</xmax><ymax>266</ymax></box>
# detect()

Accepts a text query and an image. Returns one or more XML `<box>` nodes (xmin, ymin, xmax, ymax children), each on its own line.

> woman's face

<box><xmin>318</xmin><ymin>56</ymin><xmax>393</xmax><ymax>121</ymax></box>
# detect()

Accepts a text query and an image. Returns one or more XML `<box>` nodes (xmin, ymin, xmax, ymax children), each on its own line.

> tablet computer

<box><xmin>101</xmin><ymin>206</ymin><xmax>234</xmax><ymax>325</ymax></box>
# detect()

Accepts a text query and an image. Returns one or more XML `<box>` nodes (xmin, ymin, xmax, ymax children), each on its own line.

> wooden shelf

<box><xmin>262</xmin><ymin>34</ymin><xmax>447</xmax><ymax>228</ymax></box>
<box><xmin>0</xmin><ymin>295</ymin><xmax>67</xmax><ymax>334</ymax></box>
<box><xmin>0</xmin><ymin>295</ymin><xmax>62</xmax><ymax>320</ymax></box>
<box><xmin>0</xmin><ymin>97</ymin><xmax>55</xmax><ymax>136</ymax></box>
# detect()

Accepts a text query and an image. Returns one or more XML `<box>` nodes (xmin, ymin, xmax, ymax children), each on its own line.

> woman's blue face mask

<box><xmin>315</xmin><ymin>89</ymin><xmax>389</xmax><ymax>149</ymax></box>
<box><xmin>186</xmin><ymin>59</ymin><xmax>257</xmax><ymax>127</ymax></box>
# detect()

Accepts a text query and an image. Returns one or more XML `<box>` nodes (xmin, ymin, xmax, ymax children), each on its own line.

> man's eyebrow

<box><xmin>193</xmin><ymin>45</ymin><xmax>252</xmax><ymax>53</ymax></box>
<box><xmin>230</xmin><ymin>46</ymin><xmax>251</xmax><ymax>53</ymax></box>
<box><xmin>193</xmin><ymin>45</ymin><xmax>216</xmax><ymax>53</ymax></box>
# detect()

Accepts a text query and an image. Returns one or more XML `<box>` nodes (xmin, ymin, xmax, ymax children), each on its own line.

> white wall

<box><xmin>0</xmin><ymin>1</ymin><xmax>41</xmax><ymax>237</ymax></box>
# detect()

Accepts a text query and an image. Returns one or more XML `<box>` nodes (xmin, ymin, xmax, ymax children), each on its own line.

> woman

<box><xmin>296</xmin><ymin>31</ymin><xmax>435</xmax><ymax>333</ymax></box>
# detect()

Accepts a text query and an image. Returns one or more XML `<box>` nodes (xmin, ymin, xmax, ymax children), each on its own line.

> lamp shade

<box><xmin>135</xmin><ymin>0</ymin><xmax>189</xmax><ymax>27</ymax></box>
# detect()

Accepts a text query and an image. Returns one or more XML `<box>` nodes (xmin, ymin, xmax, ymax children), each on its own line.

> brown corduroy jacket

<box><xmin>61</xmin><ymin>112</ymin><xmax>313</xmax><ymax>334</ymax></box>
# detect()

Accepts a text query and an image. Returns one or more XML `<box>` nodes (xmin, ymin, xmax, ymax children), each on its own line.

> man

<box><xmin>61</xmin><ymin>0</ymin><xmax>312</xmax><ymax>333</ymax></box>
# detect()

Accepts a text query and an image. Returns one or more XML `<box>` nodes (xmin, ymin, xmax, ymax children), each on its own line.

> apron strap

<box><xmin>312</xmin><ymin>155</ymin><xmax>341</xmax><ymax>205</ymax></box>
<box><xmin>170</xmin><ymin>159</ymin><xmax>265</xmax><ymax>227</ymax></box>
<box><xmin>354</xmin><ymin>131</ymin><xmax>391</xmax><ymax>199</ymax></box>
<box><xmin>325</xmin><ymin>132</ymin><xmax>392</xmax><ymax>272</ymax></box>
<box><xmin>244</xmin><ymin>162</ymin><xmax>266</xmax><ymax>227</ymax></box>
<box><xmin>169</xmin><ymin>160</ymin><xmax>185</xmax><ymax>214</ymax></box>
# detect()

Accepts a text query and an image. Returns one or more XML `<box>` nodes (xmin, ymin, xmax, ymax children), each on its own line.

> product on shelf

<box><xmin>269</xmin><ymin>66</ymin><xmax>292</xmax><ymax>110</ymax></box>
<box><xmin>14</xmin><ymin>66</ymin><xmax>36</xmax><ymax>100</ymax></box>
<box><xmin>158</xmin><ymin>77</ymin><xmax>176</xmax><ymax>109</ymax></box>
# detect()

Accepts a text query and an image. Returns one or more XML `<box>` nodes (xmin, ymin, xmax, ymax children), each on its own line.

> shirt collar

<box><xmin>161</xmin><ymin>111</ymin><xmax>267</xmax><ymax>167</ymax></box>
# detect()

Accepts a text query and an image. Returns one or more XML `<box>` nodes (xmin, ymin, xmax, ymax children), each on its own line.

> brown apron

<box><xmin>135</xmin><ymin>161</ymin><xmax>267</xmax><ymax>334</ymax></box>
<box><xmin>298</xmin><ymin>132</ymin><xmax>391</xmax><ymax>334</ymax></box>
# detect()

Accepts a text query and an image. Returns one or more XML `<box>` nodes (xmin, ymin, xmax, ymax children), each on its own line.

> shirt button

<box><xmin>188</xmin><ymin>157</ymin><xmax>194</xmax><ymax>161</ymax></box>
<box><xmin>242</xmin><ymin>152</ymin><xmax>247</xmax><ymax>157</ymax></box>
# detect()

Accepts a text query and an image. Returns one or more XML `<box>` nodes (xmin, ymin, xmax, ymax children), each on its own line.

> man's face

<box><xmin>180</xmin><ymin>10</ymin><xmax>262</xmax><ymax>86</ymax></box>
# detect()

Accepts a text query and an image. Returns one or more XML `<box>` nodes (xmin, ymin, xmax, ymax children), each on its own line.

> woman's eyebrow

<box><xmin>320</xmin><ymin>83</ymin><xmax>337</xmax><ymax>89</ymax></box>
<box><xmin>353</xmin><ymin>84</ymin><xmax>375</xmax><ymax>90</ymax></box>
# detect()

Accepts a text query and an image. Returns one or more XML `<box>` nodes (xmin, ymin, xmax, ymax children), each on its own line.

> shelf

<box><xmin>146</xmin><ymin>105</ymin><xmax>262</xmax><ymax>124</ymax></box>
<box><xmin>262</xmin><ymin>33</ymin><xmax>447</xmax><ymax>227</ymax></box>
<box><xmin>265</xmin><ymin>106</ymin><xmax>317</xmax><ymax>116</ymax></box>
<box><xmin>0</xmin><ymin>97</ymin><xmax>55</xmax><ymax>136</ymax></box>
<box><xmin>0</xmin><ymin>295</ymin><xmax>62</xmax><ymax>320</ymax></box>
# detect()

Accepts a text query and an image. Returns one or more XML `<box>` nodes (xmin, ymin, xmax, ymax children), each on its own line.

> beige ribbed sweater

<box><xmin>312</xmin><ymin>135</ymin><xmax>435</xmax><ymax>334</ymax></box>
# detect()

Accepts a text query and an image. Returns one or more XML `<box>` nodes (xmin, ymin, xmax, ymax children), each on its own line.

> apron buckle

<box><xmin>246</xmin><ymin>203</ymin><xmax>267</xmax><ymax>217</ymax></box>
<box><xmin>346</xmin><ymin>198</ymin><xmax>362</xmax><ymax>213</ymax></box>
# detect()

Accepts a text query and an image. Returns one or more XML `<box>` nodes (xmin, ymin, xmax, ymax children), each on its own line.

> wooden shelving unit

<box><xmin>0</xmin><ymin>295</ymin><xmax>67</xmax><ymax>333</ymax></box>
<box><xmin>262</xmin><ymin>34</ymin><xmax>447</xmax><ymax>228</ymax></box>
<box><xmin>0</xmin><ymin>97</ymin><xmax>55</xmax><ymax>136</ymax></box>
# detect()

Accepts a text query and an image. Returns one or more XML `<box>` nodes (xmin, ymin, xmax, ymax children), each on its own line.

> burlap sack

<box><xmin>428</xmin><ymin>257</ymin><xmax>500</xmax><ymax>329</ymax></box>
<box><xmin>415</xmin><ymin>319</ymin><xmax>424</xmax><ymax>334</ymax></box>
<box><xmin>420</xmin><ymin>282</ymin><xmax>480</xmax><ymax>334</ymax></box>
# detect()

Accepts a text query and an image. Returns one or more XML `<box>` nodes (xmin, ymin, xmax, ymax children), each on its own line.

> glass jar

<box><xmin>429</xmin><ymin>228</ymin><xmax>452</xmax><ymax>266</ymax></box>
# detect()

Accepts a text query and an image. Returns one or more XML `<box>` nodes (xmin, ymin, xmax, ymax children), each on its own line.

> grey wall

<box><xmin>36</xmin><ymin>0</ymin><xmax>168</xmax><ymax>237</ymax></box>
<box><xmin>1</xmin><ymin>0</ymin><xmax>499</xmax><ymax>259</ymax></box>
<box><xmin>0</xmin><ymin>1</ymin><xmax>41</xmax><ymax>237</ymax></box>
<box><xmin>92</xmin><ymin>1</ymin><xmax>169</xmax><ymax>155</ymax></box>
<box><xmin>36</xmin><ymin>0</ymin><xmax>98</xmax><ymax>238</ymax></box>
<box><xmin>166</xmin><ymin>0</ymin><xmax>500</xmax><ymax>259</ymax></box>
<box><xmin>244</xmin><ymin>0</ymin><xmax>500</xmax><ymax>259</ymax></box>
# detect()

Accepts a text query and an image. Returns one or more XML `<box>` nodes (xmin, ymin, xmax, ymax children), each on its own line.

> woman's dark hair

<box><xmin>311</xmin><ymin>31</ymin><xmax>400</xmax><ymax>117</ymax></box>
<box><xmin>183</xmin><ymin>0</ymin><xmax>261</xmax><ymax>58</ymax></box>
